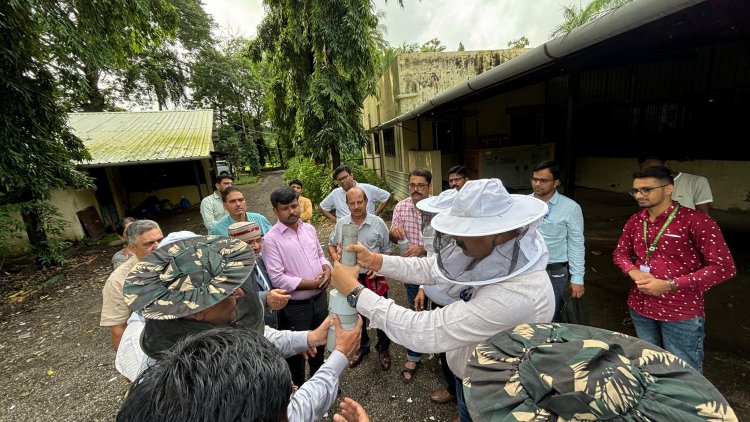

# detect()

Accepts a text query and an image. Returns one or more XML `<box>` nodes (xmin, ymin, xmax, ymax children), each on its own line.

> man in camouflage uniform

<box><xmin>121</xmin><ymin>234</ymin><xmax>363</xmax><ymax>421</ymax></box>
<box><xmin>463</xmin><ymin>323</ymin><xmax>737</xmax><ymax>421</ymax></box>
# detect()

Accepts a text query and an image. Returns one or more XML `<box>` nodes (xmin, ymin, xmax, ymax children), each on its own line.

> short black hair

<box><xmin>221</xmin><ymin>186</ymin><xmax>243</xmax><ymax>203</ymax></box>
<box><xmin>447</xmin><ymin>165</ymin><xmax>467</xmax><ymax>177</ymax></box>
<box><xmin>270</xmin><ymin>187</ymin><xmax>297</xmax><ymax>208</ymax></box>
<box><xmin>214</xmin><ymin>174</ymin><xmax>234</xmax><ymax>185</ymax></box>
<box><xmin>333</xmin><ymin>165</ymin><xmax>352</xmax><ymax>179</ymax></box>
<box><xmin>410</xmin><ymin>168</ymin><xmax>432</xmax><ymax>184</ymax></box>
<box><xmin>117</xmin><ymin>327</ymin><xmax>292</xmax><ymax>422</ymax></box>
<box><xmin>116</xmin><ymin>217</ymin><xmax>138</xmax><ymax>237</ymax></box>
<box><xmin>633</xmin><ymin>165</ymin><xmax>674</xmax><ymax>184</ymax></box>
<box><xmin>532</xmin><ymin>160</ymin><xmax>561</xmax><ymax>180</ymax></box>
<box><xmin>289</xmin><ymin>179</ymin><xmax>303</xmax><ymax>188</ymax></box>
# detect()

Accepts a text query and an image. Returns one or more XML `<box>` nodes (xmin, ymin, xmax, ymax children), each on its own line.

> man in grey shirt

<box><xmin>328</xmin><ymin>186</ymin><xmax>393</xmax><ymax>370</ymax></box>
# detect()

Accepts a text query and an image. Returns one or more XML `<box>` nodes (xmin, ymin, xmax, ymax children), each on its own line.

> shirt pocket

<box><xmin>542</xmin><ymin>219</ymin><xmax>566</xmax><ymax>240</ymax></box>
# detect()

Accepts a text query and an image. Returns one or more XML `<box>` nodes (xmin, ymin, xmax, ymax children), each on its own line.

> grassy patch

<box><xmin>235</xmin><ymin>174</ymin><xmax>259</xmax><ymax>185</ymax></box>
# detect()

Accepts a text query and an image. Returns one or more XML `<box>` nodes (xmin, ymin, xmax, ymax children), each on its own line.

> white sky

<box><xmin>202</xmin><ymin>0</ymin><xmax>572</xmax><ymax>50</ymax></box>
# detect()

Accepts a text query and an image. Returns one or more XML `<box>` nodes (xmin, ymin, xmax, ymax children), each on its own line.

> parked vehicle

<box><xmin>216</xmin><ymin>160</ymin><xmax>231</xmax><ymax>175</ymax></box>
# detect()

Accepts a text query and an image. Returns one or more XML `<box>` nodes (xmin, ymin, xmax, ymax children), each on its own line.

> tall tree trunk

<box><xmin>276</xmin><ymin>141</ymin><xmax>284</xmax><ymax>167</ymax></box>
<box><xmin>253</xmin><ymin>119</ymin><xmax>266</xmax><ymax>167</ymax></box>
<box><xmin>331</xmin><ymin>144</ymin><xmax>340</xmax><ymax>170</ymax></box>
<box><xmin>21</xmin><ymin>206</ymin><xmax>46</xmax><ymax>249</ymax></box>
<box><xmin>82</xmin><ymin>66</ymin><xmax>106</xmax><ymax>112</ymax></box>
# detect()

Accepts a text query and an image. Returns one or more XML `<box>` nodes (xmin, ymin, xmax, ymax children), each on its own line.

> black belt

<box><xmin>546</xmin><ymin>262</ymin><xmax>568</xmax><ymax>271</ymax></box>
<box><xmin>287</xmin><ymin>292</ymin><xmax>324</xmax><ymax>305</ymax></box>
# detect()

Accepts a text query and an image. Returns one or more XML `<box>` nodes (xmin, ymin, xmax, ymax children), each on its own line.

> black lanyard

<box><xmin>642</xmin><ymin>205</ymin><xmax>680</xmax><ymax>265</ymax></box>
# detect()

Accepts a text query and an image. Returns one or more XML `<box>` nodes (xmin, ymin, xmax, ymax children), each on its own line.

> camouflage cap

<box><xmin>464</xmin><ymin>323</ymin><xmax>736</xmax><ymax>422</ymax></box>
<box><xmin>123</xmin><ymin>235</ymin><xmax>255</xmax><ymax>320</ymax></box>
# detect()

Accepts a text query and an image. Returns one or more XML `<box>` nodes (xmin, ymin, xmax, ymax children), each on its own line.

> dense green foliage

<box><xmin>191</xmin><ymin>37</ymin><xmax>269</xmax><ymax>175</ymax></box>
<box><xmin>0</xmin><ymin>0</ymin><xmax>207</xmax><ymax>264</ymax></box>
<box><xmin>283</xmin><ymin>156</ymin><xmax>391</xmax><ymax>213</ymax></box>
<box><xmin>254</xmin><ymin>0</ymin><xmax>381</xmax><ymax>169</ymax></box>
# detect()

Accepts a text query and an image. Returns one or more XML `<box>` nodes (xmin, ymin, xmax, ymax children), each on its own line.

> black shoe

<box><xmin>348</xmin><ymin>350</ymin><xmax>369</xmax><ymax>368</ymax></box>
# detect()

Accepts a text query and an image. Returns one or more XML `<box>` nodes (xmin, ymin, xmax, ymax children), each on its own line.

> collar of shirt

<box><xmin>637</xmin><ymin>201</ymin><xmax>679</xmax><ymax>224</ymax></box>
<box><xmin>275</xmin><ymin>220</ymin><xmax>305</xmax><ymax>234</ymax></box>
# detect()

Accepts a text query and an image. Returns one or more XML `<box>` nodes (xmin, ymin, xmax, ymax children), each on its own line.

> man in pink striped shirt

<box><xmin>389</xmin><ymin>167</ymin><xmax>433</xmax><ymax>382</ymax></box>
<box><xmin>263</xmin><ymin>186</ymin><xmax>332</xmax><ymax>387</ymax></box>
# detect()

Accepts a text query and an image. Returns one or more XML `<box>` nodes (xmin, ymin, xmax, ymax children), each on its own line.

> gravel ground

<box><xmin>0</xmin><ymin>170</ymin><xmax>747</xmax><ymax>421</ymax></box>
<box><xmin>0</xmin><ymin>171</ymin><xmax>455</xmax><ymax>422</ymax></box>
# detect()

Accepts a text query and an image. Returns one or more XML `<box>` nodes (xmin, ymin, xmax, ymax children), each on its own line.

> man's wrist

<box><xmin>666</xmin><ymin>279</ymin><xmax>679</xmax><ymax>292</ymax></box>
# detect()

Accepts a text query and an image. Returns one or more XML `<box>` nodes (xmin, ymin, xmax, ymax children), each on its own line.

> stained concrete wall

<box><xmin>576</xmin><ymin>157</ymin><xmax>750</xmax><ymax>211</ymax></box>
<box><xmin>363</xmin><ymin>49</ymin><xmax>530</xmax><ymax>129</ymax></box>
<box><xmin>2</xmin><ymin>188</ymin><xmax>101</xmax><ymax>254</ymax></box>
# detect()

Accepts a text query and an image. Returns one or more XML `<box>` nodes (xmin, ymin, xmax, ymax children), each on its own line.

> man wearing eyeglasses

<box><xmin>389</xmin><ymin>167</ymin><xmax>433</xmax><ymax>382</ymax></box>
<box><xmin>613</xmin><ymin>166</ymin><xmax>735</xmax><ymax>373</ymax></box>
<box><xmin>209</xmin><ymin>186</ymin><xmax>272</xmax><ymax>236</ymax></box>
<box><xmin>530</xmin><ymin>160</ymin><xmax>586</xmax><ymax>322</ymax></box>
<box><xmin>229</xmin><ymin>221</ymin><xmax>291</xmax><ymax>329</ymax></box>
<box><xmin>100</xmin><ymin>219</ymin><xmax>163</xmax><ymax>349</ymax></box>
<box><xmin>320</xmin><ymin>165</ymin><xmax>392</xmax><ymax>224</ymax></box>
<box><xmin>447</xmin><ymin>165</ymin><xmax>469</xmax><ymax>191</ymax></box>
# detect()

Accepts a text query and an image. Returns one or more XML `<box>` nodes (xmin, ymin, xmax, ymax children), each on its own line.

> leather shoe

<box><xmin>348</xmin><ymin>350</ymin><xmax>368</xmax><ymax>368</ymax></box>
<box><xmin>377</xmin><ymin>351</ymin><xmax>391</xmax><ymax>370</ymax></box>
<box><xmin>430</xmin><ymin>387</ymin><xmax>456</xmax><ymax>404</ymax></box>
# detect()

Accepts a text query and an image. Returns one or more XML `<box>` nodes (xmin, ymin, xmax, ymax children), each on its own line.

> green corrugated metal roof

<box><xmin>68</xmin><ymin>109</ymin><xmax>215</xmax><ymax>167</ymax></box>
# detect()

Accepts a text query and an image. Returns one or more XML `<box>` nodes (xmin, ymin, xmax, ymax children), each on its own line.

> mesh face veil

<box><xmin>430</xmin><ymin>218</ymin><xmax>548</xmax><ymax>286</ymax></box>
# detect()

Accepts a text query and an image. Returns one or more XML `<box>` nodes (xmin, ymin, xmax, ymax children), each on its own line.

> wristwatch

<box><xmin>666</xmin><ymin>279</ymin><xmax>679</xmax><ymax>293</ymax></box>
<box><xmin>347</xmin><ymin>285</ymin><xmax>366</xmax><ymax>308</ymax></box>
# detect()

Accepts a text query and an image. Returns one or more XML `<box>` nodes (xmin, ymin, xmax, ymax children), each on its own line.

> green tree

<box><xmin>1</xmin><ymin>0</ymin><xmax>93</xmax><ymax>263</ymax></box>
<box><xmin>254</xmin><ymin>0</ymin><xmax>381</xmax><ymax>169</ymax></box>
<box><xmin>1</xmin><ymin>0</ymin><xmax>201</xmax><ymax>263</ymax></box>
<box><xmin>507</xmin><ymin>36</ymin><xmax>530</xmax><ymax>49</ymax></box>
<box><xmin>54</xmin><ymin>0</ymin><xmax>214</xmax><ymax>112</ymax></box>
<box><xmin>191</xmin><ymin>37</ymin><xmax>269</xmax><ymax>174</ymax></box>
<box><xmin>551</xmin><ymin>0</ymin><xmax>632</xmax><ymax>38</ymax></box>
<box><xmin>458</xmin><ymin>41</ymin><xmax>465</xmax><ymax>51</ymax></box>
<box><xmin>420</xmin><ymin>38</ymin><xmax>446</xmax><ymax>52</ymax></box>
<box><xmin>115</xmin><ymin>0</ymin><xmax>215</xmax><ymax>110</ymax></box>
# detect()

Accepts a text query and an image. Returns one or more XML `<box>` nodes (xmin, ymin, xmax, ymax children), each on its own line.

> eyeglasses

<box><xmin>628</xmin><ymin>185</ymin><xmax>669</xmax><ymax>196</ymax></box>
<box><xmin>530</xmin><ymin>177</ymin><xmax>554</xmax><ymax>184</ymax></box>
<box><xmin>140</xmin><ymin>238</ymin><xmax>163</xmax><ymax>248</ymax></box>
<box><xmin>408</xmin><ymin>183</ymin><xmax>429</xmax><ymax>190</ymax></box>
<box><xmin>336</xmin><ymin>173</ymin><xmax>351</xmax><ymax>183</ymax></box>
<box><xmin>247</xmin><ymin>238</ymin><xmax>263</xmax><ymax>245</ymax></box>
<box><xmin>448</xmin><ymin>176</ymin><xmax>466</xmax><ymax>184</ymax></box>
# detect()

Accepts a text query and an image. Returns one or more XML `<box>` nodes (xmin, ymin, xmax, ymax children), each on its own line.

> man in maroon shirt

<box><xmin>613</xmin><ymin>166</ymin><xmax>735</xmax><ymax>373</ymax></box>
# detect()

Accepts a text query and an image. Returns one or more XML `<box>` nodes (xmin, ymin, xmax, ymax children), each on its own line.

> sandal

<box><xmin>401</xmin><ymin>361</ymin><xmax>420</xmax><ymax>384</ymax></box>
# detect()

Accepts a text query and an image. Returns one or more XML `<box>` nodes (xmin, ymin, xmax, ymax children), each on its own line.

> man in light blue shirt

<box><xmin>209</xmin><ymin>186</ymin><xmax>272</xmax><ymax>236</ymax></box>
<box><xmin>327</xmin><ymin>186</ymin><xmax>393</xmax><ymax>370</ymax></box>
<box><xmin>200</xmin><ymin>174</ymin><xmax>234</xmax><ymax>230</ymax></box>
<box><xmin>531</xmin><ymin>160</ymin><xmax>585</xmax><ymax>322</ymax></box>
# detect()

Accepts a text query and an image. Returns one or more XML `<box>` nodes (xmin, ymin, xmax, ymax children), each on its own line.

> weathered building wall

<box><xmin>576</xmin><ymin>157</ymin><xmax>750</xmax><ymax>211</ymax></box>
<box><xmin>2</xmin><ymin>188</ymin><xmax>101</xmax><ymax>255</ymax></box>
<box><xmin>395</xmin><ymin>50</ymin><xmax>528</xmax><ymax>115</ymax></box>
<box><xmin>362</xmin><ymin>49</ymin><xmax>529</xmax><ymax>130</ymax></box>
